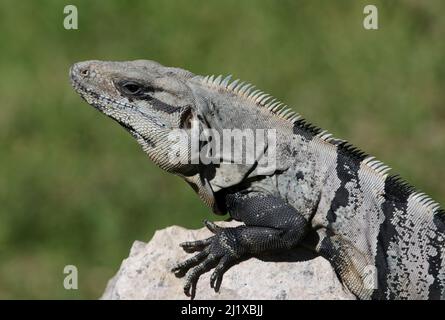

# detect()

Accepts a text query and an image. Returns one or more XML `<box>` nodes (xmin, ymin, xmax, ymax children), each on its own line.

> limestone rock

<box><xmin>101</xmin><ymin>221</ymin><xmax>355</xmax><ymax>300</ymax></box>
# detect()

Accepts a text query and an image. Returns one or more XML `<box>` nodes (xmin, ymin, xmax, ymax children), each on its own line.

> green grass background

<box><xmin>0</xmin><ymin>0</ymin><xmax>444</xmax><ymax>299</ymax></box>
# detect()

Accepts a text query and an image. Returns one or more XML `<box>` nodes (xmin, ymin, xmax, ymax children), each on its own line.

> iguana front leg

<box><xmin>171</xmin><ymin>191</ymin><xmax>309</xmax><ymax>298</ymax></box>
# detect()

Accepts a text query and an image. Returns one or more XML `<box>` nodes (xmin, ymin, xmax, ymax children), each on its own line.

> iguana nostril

<box><xmin>80</xmin><ymin>68</ymin><xmax>89</xmax><ymax>76</ymax></box>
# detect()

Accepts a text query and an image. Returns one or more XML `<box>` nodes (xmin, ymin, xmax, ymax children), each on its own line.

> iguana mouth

<box><xmin>70</xmin><ymin>70</ymin><xmax>155</xmax><ymax>147</ymax></box>
<box><xmin>70</xmin><ymin>71</ymin><xmax>105</xmax><ymax>111</ymax></box>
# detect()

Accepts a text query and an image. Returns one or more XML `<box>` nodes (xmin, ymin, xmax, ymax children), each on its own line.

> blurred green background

<box><xmin>0</xmin><ymin>0</ymin><xmax>444</xmax><ymax>299</ymax></box>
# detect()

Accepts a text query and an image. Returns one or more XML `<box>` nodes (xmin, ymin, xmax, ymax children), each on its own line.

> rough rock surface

<box><xmin>101</xmin><ymin>221</ymin><xmax>355</xmax><ymax>300</ymax></box>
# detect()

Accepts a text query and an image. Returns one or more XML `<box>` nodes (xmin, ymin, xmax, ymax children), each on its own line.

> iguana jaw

<box><xmin>70</xmin><ymin>67</ymin><xmax>157</xmax><ymax>151</ymax></box>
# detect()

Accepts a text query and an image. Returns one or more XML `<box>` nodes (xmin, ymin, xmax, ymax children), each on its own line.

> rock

<box><xmin>101</xmin><ymin>221</ymin><xmax>355</xmax><ymax>300</ymax></box>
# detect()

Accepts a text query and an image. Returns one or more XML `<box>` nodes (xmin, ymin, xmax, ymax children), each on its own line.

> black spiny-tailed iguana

<box><xmin>69</xmin><ymin>60</ymin><xmax>444</xmax><ymax>300</ymax></box>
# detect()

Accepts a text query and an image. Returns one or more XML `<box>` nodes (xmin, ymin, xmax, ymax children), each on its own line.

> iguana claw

<box><xmin>171</xmin><ymin>220</ymin><xmax>241</xmax><ymax>299</ymax></box>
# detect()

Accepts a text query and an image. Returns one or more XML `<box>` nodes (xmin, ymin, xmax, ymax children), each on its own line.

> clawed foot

<box><xmin>171</xmin><ymin>220</ymin><xmax>244</xmax><ymax>299</ymax></box>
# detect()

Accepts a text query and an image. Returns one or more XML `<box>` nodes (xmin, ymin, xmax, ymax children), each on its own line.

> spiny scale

<box><xmin>195</xmin><ymin>73</ymin><xmax>443</xmax><ymax>216</ymax></box>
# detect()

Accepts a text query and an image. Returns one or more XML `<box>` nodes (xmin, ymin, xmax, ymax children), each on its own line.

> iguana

<box><xmin>69</xmin><ymin>59</ymin><xmax>444</xmax><ymax>300</ymax></box>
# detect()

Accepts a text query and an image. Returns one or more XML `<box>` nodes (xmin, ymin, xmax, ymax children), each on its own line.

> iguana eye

<box><xmin>121</xmin><ymin>82</ymin><xmax>142</xmax><ymax>95</ymax></box>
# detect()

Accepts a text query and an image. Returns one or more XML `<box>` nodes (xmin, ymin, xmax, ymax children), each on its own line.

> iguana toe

<box><xmin>173</xmin><ymin>221</ymin><xmax>245</xmax><ymax>298</ymax></box>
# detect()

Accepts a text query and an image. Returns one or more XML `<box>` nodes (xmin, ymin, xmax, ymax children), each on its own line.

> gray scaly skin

<box><xmin>69</xmin><ymin>60</ymin><xmax>445</xmax><ymax>299</ymax></box>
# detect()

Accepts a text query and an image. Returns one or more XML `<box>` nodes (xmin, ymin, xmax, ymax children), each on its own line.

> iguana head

<box><xmin>70</xmin><ymin>60</ymin><xmax>198</xmax><ymax>170</ymax></box>
<box><xmin>70</xmin><ymin>60</ymin><xmax>288</xmax><ymax>213</ymax></box>
<box><xmin>70</xmin><ymin>60</ymin><xmax>225</xmax><ymax>212</ymax></box>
